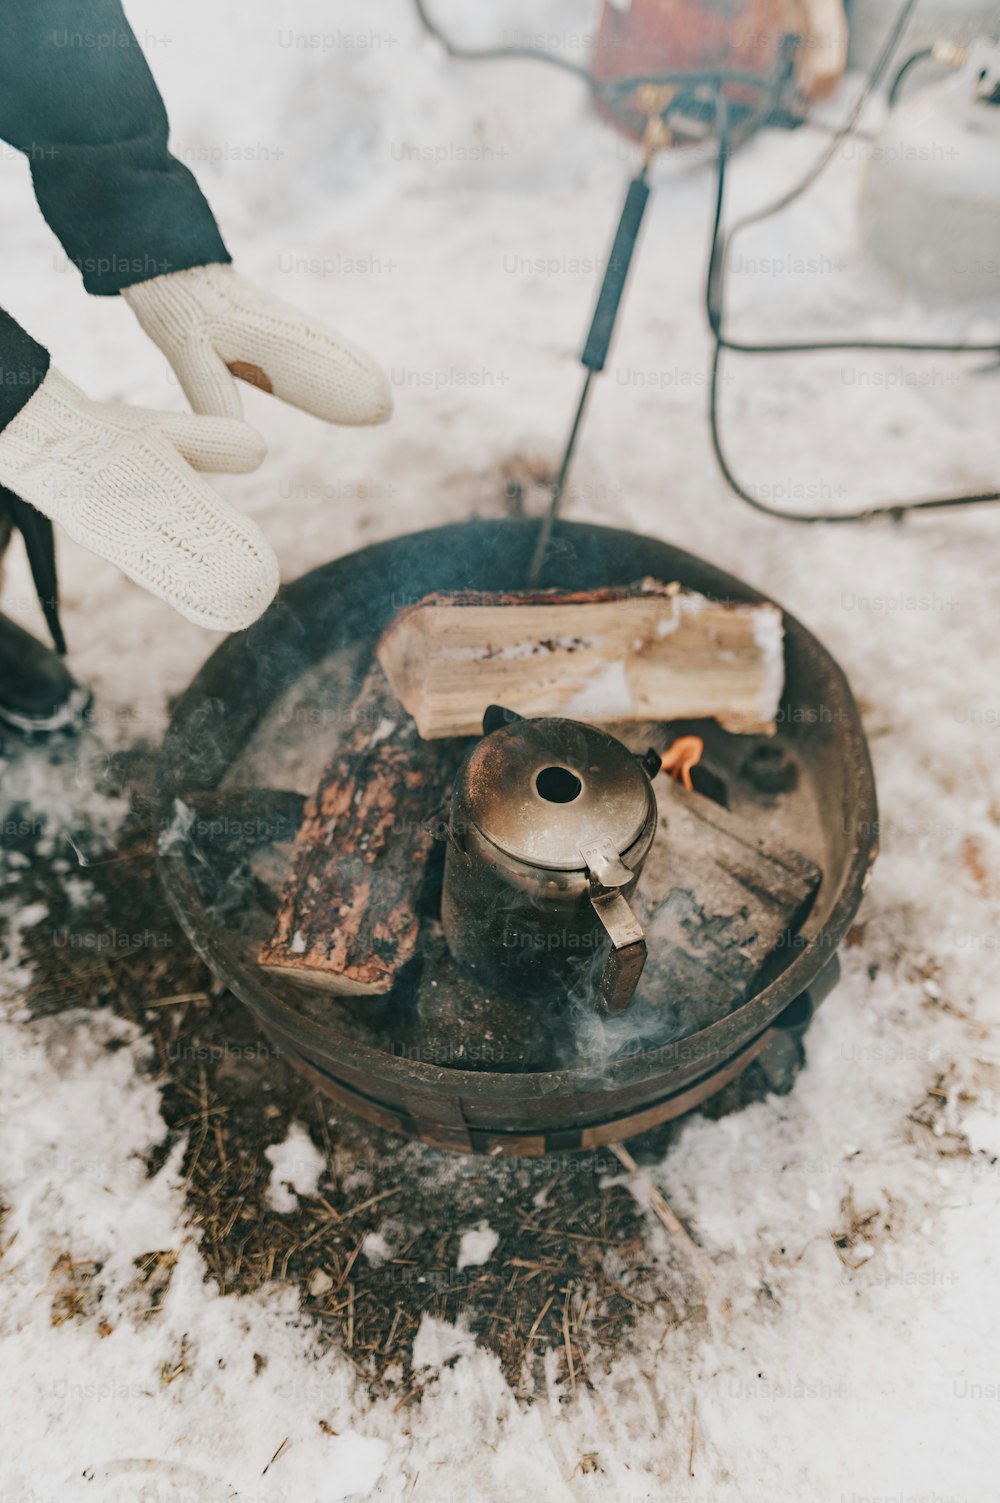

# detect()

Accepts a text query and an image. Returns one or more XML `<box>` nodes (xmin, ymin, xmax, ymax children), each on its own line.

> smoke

<box><xmin>560</xmin><ymin>982</ymin><xmax>687</xmax><ymax>1069</ymax></box>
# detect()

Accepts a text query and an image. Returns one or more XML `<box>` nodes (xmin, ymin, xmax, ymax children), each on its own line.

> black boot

<box><xmin>0</xmin><ymin>610</ymin><xmax>90</xmax><ymax>736</ymax></box>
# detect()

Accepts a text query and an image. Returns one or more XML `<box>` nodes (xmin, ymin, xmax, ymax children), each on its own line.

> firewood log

<box><xmin>634</xmin><ymin>776</ymin><xmax>821</xmax><ymax>1027</ymax></box>
<box><xmin>376</xmin><ymin>580</ymin><xmax>784</xmax><ymax>740</ymax></box>
<box><xmin>258</xmin><ymin>664</ymin><xmax>457</xmax><ymax>996</ymax></box>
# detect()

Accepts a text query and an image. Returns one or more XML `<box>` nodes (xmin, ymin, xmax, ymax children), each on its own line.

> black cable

<box><xmin>708</xmin><ymin>339</ymin><xmax>1000</xmax><ymax>524</ymax></box>
<box><xmin>705</xmin><ymin>0</ymin><xmax>1000</xmax><ymax>521</ymax></box>
<box><xmin>718</xmin><ymin>332</ymin><xmax>1000</xmax><ymax>355</ymax></box>
<box><xmin>705</xmin><ymin>89</ymin><xmax>731</xmax><ymax>337</ymax></box>
<box><xmin>411</xmin><ymin>0</ymin><xmax>788</xmax><ymax>113</ymax></box>
<box><xmin>718</xmin><ymin>0</ymin><xmax>919</xmax><ymax>235</ymax></box>
<box><xmin>412</xmin><ymin>0</ymin><xmax>1000</xmax><ymax>524</ymax></box>
<box><xmin>888</xmin><ymin>46</ymin><xmax>935</xmax><ymax>106</ymax></box>
<box><xmin>411</xmin><ymin>0</ymin><xmax>594</xmax><ymax>86</ymax></box>
<box><xmin>705</xmin><ymin>6</ymin><xmax>991</xmax><ymax>352</ymax></box>
<box><xmin>710</xmin><ymin>85</ymin><xmax>1000</xmax><ymax>362</ymax></box>
<box><xmin>706</xmin><ymin>0</ymin><xmax>956</xmax><ymax>353</ymax></box>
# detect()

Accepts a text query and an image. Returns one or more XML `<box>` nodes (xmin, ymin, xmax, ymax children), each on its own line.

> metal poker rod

<box><xmin>527</xmin><ymin>159</ymin><xmax>653</xmax><ymax>586</ymax></box>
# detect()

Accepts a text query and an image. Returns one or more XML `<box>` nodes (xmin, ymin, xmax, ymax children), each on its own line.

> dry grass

<box><xmin>4</xmin><ymin>741</ymin><xmax>787</xmax><ymax>1399</ymax></box>
<box><xmin>47</xmin><ymin>1250</ymin><xmax>103</xmax><ymax>1327</ymax></box>
<box><xmin>7</xmin><ymin>768</ymin><xmax>688</xmax><ymax>1398</ymax></box>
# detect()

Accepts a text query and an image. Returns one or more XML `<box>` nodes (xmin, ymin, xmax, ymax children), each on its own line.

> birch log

<box><xmin>376</xmin><ymin>580</ymin><xmax>784</xmax><ymax>740</ymax></box>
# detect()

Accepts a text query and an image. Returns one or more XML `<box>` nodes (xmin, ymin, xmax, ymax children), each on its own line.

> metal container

<box><xmin>861</xmin><ymin>39</ymin><xmax>1000</xmax><ymax>306</ymax></box>
<box><xmin>155</xmin><ymin>519</ymin><xmax>878</xmax><ymax>1155</ymax></box>
<box><xmin>441</xmin><ymin>711</ymin><xmax>659</xmax><ymax>1014</ymax></box>
<box><xmin>846</xmin><ymin>0</ymin><xmax>998</xmax><ymax>74</ymax></box>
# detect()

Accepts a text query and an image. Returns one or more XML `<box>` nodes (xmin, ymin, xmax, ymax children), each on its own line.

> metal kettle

<box><xmin>440</xmin><ymin>708</ymin><xmax>659</xmax><ymax>1014</ymax></box>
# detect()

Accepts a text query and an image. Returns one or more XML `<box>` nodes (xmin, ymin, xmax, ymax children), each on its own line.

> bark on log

<box><xmin>258</xmin><ymin>664</ymin><xmax>457</xmax><ymax>996</ymax></box>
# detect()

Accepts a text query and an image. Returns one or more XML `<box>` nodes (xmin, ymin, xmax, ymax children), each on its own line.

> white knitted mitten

<box><xmin>122</xmin><ymin>263</ymin><xmax>393</xmax><ymax>424</ymax></box>
<box><xmin>0</xmin><ymin>369</ymin><xmax>278</xmax><ymax>632</ymax></box>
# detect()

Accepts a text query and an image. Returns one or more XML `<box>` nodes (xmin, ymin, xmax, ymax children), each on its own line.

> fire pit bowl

<box><xmin>154</xmin><ymin>519</ymin><xmax>877</xmax><ymax>1154</ymax></box>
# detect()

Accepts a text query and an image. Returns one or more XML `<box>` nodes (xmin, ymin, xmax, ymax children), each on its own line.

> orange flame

<box><xmin>661</xmin><ymin>735</ymin><xmax>704</xmax><ymax>793</ymax></box>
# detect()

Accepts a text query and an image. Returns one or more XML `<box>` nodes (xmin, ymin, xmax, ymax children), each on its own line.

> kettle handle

<box><xmin>589</xmin><ymin>888</ymin><xmax>647</xmax><ymax>1015</ymax></box>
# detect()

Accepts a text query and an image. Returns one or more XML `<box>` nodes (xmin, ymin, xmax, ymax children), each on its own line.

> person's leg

<box><xmin>0</xmin><ymin>609</ymin><xmax>90</xmax><ymax>736</ymax></box>
<box><xmin>0</xmin><ymin>504</ymin><xmax>88</xmax><ymax>737</ymax></box>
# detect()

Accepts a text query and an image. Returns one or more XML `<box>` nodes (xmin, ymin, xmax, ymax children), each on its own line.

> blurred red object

<box><xmin>591</xmin><ymin>0</ymin><xmax>846</xmax><ymax>143</ymax></box>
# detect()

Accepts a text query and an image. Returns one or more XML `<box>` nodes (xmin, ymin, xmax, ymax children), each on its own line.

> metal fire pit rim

<box><xmin>154</xmin><ymin>518</ymin><xmax>878</xmax><ymax>1107</ymax></box>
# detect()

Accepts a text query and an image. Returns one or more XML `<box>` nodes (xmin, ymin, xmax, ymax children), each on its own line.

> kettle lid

<box><xmin>460</xmin><ymin>716</ymin><xmax>653</xmax><ymax>871</ymax></box>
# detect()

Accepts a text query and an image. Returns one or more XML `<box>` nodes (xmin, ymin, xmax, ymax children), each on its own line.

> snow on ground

<box><xmin>2</xmin><ymin>1</ymin><xmax>1000</xmax><ymax>1499</ymax></box>
<box><xmin>265</xmin><ymin>1121</ymin><xmax>329</xmax><ymax>1214</ymax></box>
<box><xmin>456</xmin><ymin>1224</ymin><xmax>500</xmax><ymax>1273</ymax></box>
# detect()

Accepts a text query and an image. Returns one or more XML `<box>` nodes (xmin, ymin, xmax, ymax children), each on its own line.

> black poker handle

<box><xmin>580</xmin><ymin>173</ymin><xmax>650</xmax><ymax>373</ymax></box>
